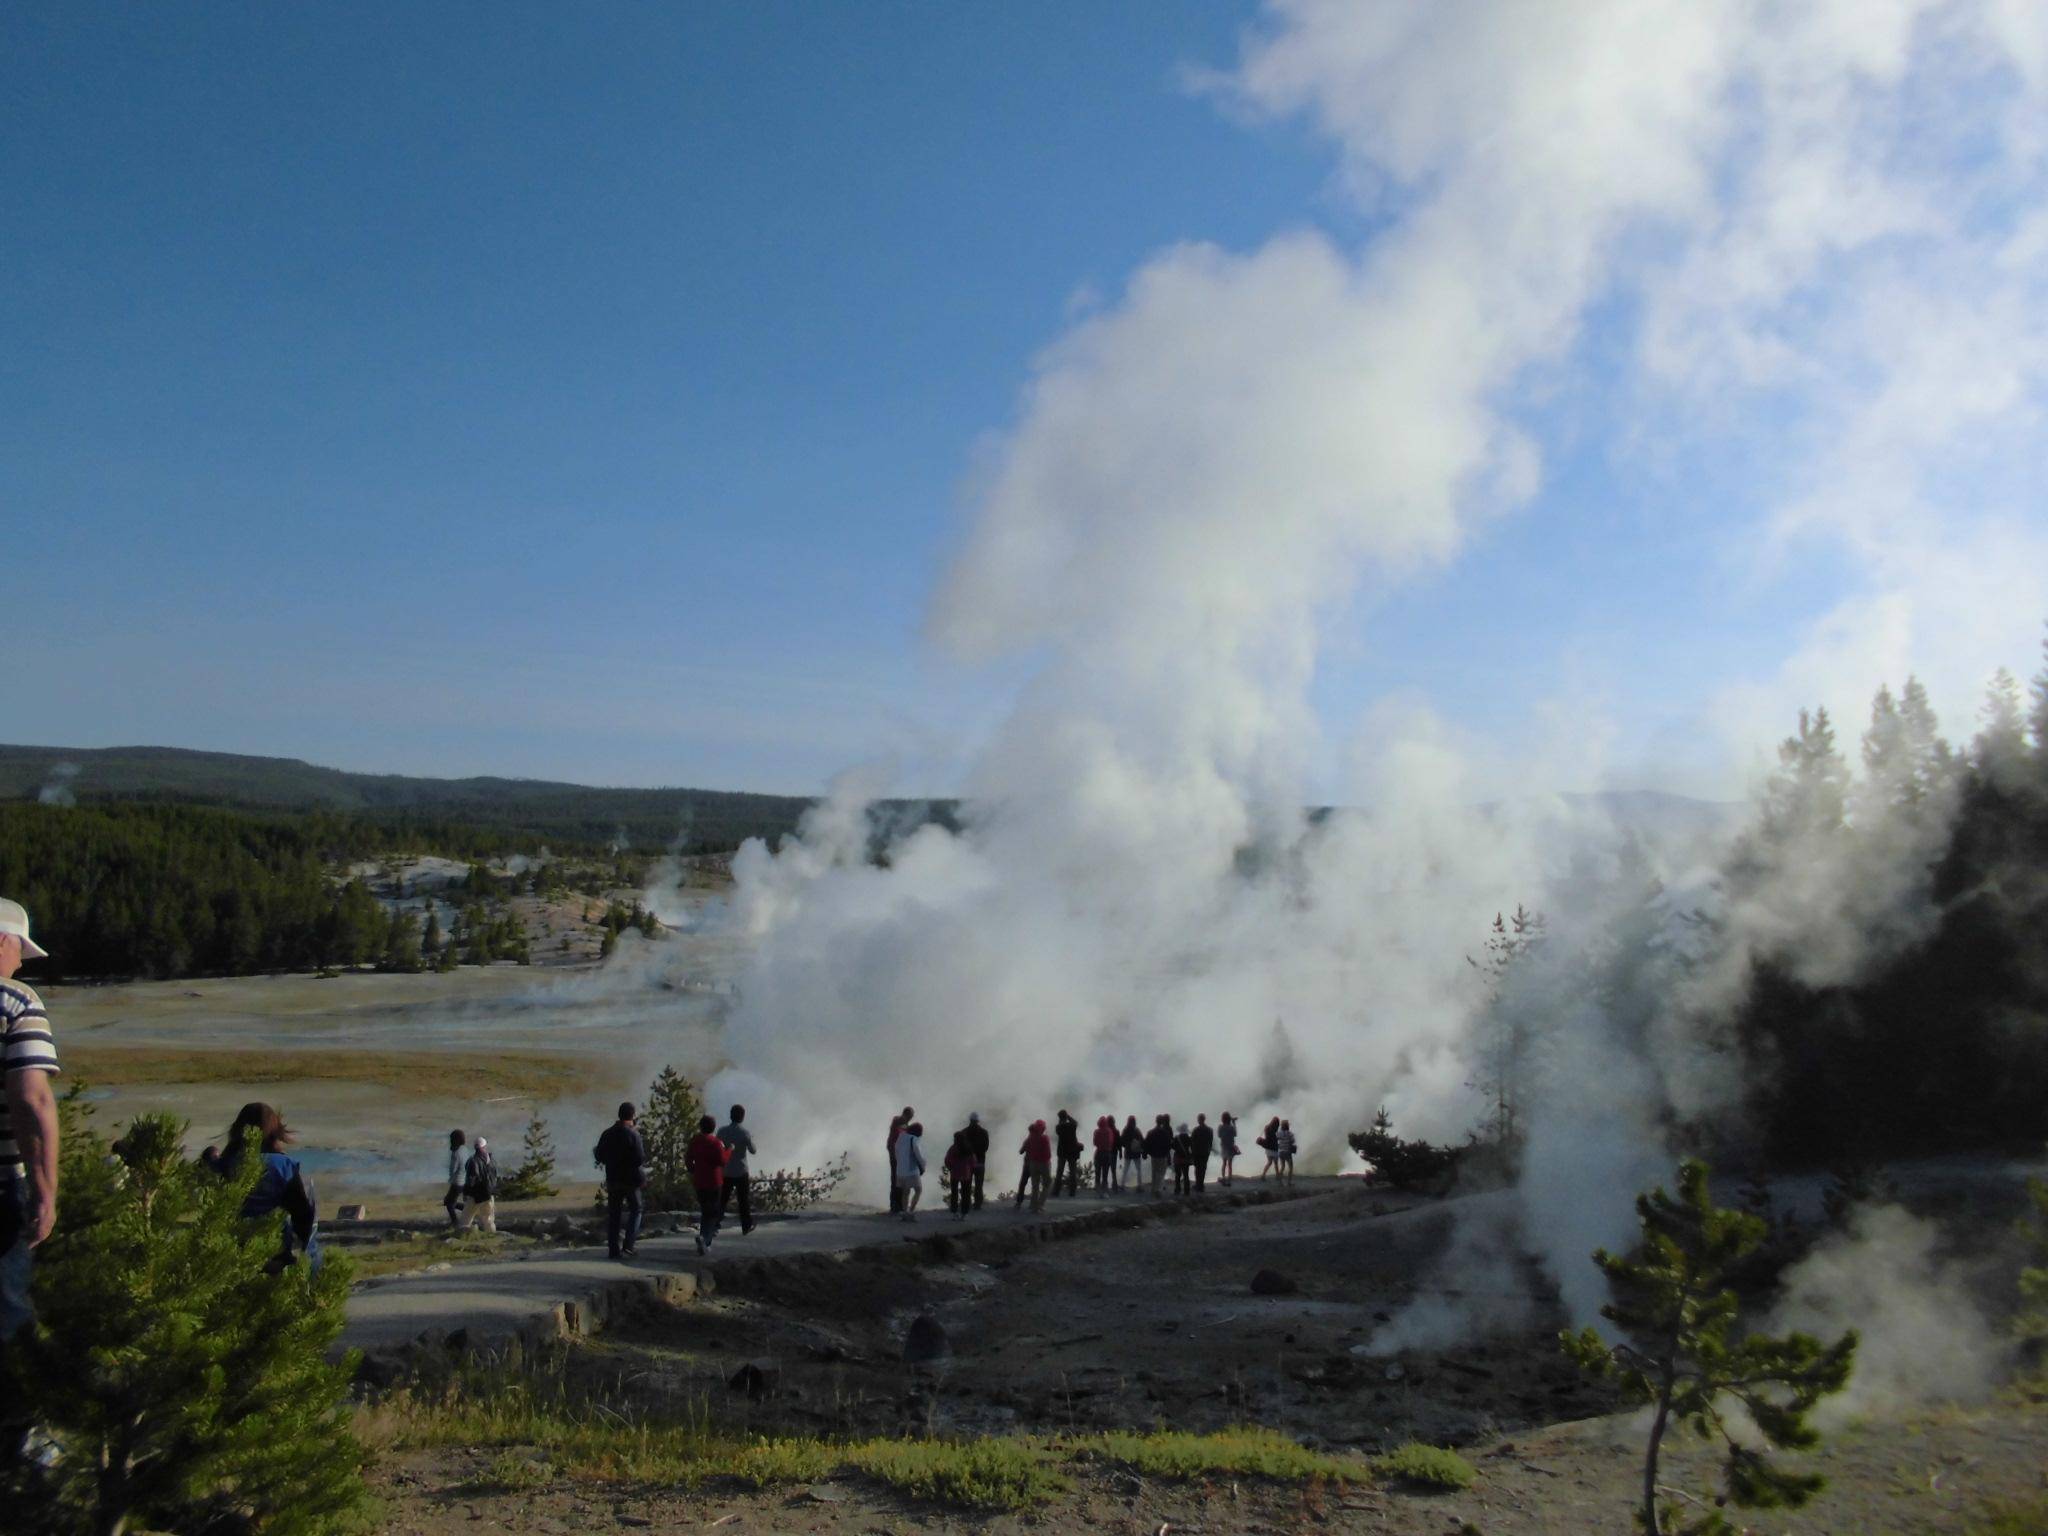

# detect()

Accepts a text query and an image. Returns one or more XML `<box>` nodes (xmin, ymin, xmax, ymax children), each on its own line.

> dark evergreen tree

<box><xmin>1563</xmin><ymin>1160</ymin><xmax>1856</xmax><ymax>1536</ymax></box>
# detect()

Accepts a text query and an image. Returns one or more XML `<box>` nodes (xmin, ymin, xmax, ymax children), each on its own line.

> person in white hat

<box><xmin>0</xmin><ymin>897</ymin><xmax>59</xmax><ymax>1372</ymax></box>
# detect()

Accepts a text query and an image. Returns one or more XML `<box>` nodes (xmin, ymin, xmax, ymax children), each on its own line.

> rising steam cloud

<box><xmin>673</xmin><ymin>0</ymin><xmax>2048</xmax><ymax>1328</ymax></box>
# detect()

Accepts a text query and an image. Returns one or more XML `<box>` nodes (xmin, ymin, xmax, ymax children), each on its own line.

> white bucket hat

<box><xmin>0</xmin><ymin>898</ymin><xmax>48</xmax><ymax>961</ymax></box>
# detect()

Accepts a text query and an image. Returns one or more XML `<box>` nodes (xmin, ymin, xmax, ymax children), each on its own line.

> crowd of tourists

<box><xmin>887</xmin><ymin>1105</ymin><xmax>1299</xmax><ymax>1220</ymax></box>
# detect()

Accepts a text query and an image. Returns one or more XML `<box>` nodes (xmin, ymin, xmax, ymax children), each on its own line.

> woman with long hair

<box><xmin>219</xmin><ymin>1102</ymin><xmax>321</xmax><ymax>1274</ymax></box>
<box><xmin>443</xmin><ymin>1127</ymin><xmax>467</xmax><ymax>1229</ymax></box>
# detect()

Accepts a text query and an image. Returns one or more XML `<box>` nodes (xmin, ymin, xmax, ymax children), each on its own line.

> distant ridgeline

<box><xmin>0</xmin><ymin>744</ymin><xmax>959</xmax><ymax>980</ymax></box>
<box><xmin>0</xmin><ymin>743</ymin><xmax>949</xmax><ymax>853</ymax></box>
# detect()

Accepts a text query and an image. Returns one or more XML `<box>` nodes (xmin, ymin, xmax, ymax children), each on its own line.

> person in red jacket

<box><xmin>1091</xmin><ymin>1115</ymin><xmax>1117</xmax><ymax>1195</ymax></box>
<box><xmin>685</xmin><ymin>1114</ymin><xmax>730</xmax><ymax>1254</ymax></box>
<box><xmin>1016</xmin><ymin>1119</ymin><xmax>1053</xmax><ymax>1213</ymax></box>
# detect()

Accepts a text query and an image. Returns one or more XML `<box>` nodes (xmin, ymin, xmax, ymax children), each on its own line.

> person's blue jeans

<box><xmin>606</xmin><ymin>1184</ymin><xmax>643</xmax><ymax>1256</ymax></box>
<box><xmin>0</xmin><ymin>1177</ymin><xmax>33</xmax><ymax>1347</ymax></box>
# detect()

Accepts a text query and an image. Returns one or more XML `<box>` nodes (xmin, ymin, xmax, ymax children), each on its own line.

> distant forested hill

<box><xmin>0</xmin><ymin>744</ymin><xmax>954</xmax><ymax>855</ymax></box>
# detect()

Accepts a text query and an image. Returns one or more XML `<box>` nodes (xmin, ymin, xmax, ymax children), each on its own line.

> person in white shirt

<box><xmin>893</xmin><ymin>1120</ymin><xmax>926</xmax><ymax>1221</ymax></box>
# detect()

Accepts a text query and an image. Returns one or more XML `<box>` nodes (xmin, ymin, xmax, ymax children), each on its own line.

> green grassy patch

<box><xmin>65</xmin><ymin>1045</ymin><xmax>597</xmax><ymax>1102</ymax></box>
<box><xmin>1085</xmin><ymin>1425</ymin><xmax>1370</xmax><ymax>1483</ymax></box>
<box><xmin>367</xmin><ymin>1385</ymin><xmax>1460</xmax><ymax>1513</ymax></box>
<box><xmin>1371</xmin><ymin>1441</ymin><xmax>1477</xmax><ymax>1491</ymax></box>
<box><xmin>846</xmin><ymin>1438</ymin><xmax>1065</xmax><ymax>1510</ymax></box>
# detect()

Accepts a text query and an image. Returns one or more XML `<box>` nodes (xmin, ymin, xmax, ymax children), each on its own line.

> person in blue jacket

<box><xmin>219</xmin><ymin>1102</ymin><xmax>321</xmax><ymax>1275</ymax></box>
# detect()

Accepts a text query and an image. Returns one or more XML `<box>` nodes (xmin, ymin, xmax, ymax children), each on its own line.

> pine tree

<box><xmin>422</xmin><ymin>907</ymin><xmax>443</xmax><ymax>958</ymax></box>
<box><xmin>638</xmin><ymin>1064</ymin><xmax>704</xmax><ymax>1210</ymax></box>
<box><xmin>1563</xmin><ymin>1160</ymin><xmax>1857</xmax><ymax>1535</ymax></box>
<box><xmin>1759</xmin><ymin>707</ymin><xmax>1850</xmax><ymax>844</ymax></box>
<box><xmin>1974</xmin><ymin>667</ymin><xmax>2029</xmax><ymax>790</ymax></box>
<box><xmin>498</xmin><ymin>1112</ymin><xmax>560</xmax><ymax>1200</ymax></box>
<box><xmin>1896</xmin><ymin>675</ymin><xmax>1957</xmax><ymax>806</ymax></box>
<box><xmin>13</xmin><ymin>1112</ymin><xmax>367</xmax><ymax>1535</ymax></box>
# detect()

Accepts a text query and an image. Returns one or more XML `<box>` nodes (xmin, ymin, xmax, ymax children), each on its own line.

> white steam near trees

<box><xmin>661</xmin><ymin>2</ymin><xmax>2048</xmax><ymax>1367</ymax></box>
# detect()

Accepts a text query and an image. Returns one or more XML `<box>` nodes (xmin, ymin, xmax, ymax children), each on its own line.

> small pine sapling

<box><xmin>499</xmin><ymin>1112</ymin><xmax>560</xmax><ymax>1200</ymax></box>
<box><xmin>1562</xmin><ymin>1159</ymin><xmax>1857</xmax><ymax>1536</ymax></box>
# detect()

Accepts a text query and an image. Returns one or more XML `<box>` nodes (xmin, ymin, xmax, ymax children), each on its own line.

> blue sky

<box><xmin>8</xmin><ymin>4</ymin><xmax>2043</xmax><ymax>797</ymax></box>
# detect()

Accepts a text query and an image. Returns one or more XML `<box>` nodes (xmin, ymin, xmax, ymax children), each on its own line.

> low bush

<box><xmin>1371</xmin><ymin>1441</ymin><xmax>1477</xmax><ymax>1490</ymax></box>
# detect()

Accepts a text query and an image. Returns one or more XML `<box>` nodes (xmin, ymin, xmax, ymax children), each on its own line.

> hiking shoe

<box><xmin>622</xmin><ymin>1246</ymin><xmax>638</xmax><ymax>1258</ymax></box>
<box><xmin>693</xmin><ymin>1233</ymin><xmax>705</xmax><ymax>1255</ymax></box>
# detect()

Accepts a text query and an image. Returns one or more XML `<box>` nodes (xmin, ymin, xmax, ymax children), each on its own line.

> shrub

<box><xmin>1372</xmin><ymin>1441</ymin><xmax>1476</xmax><ymax>1490</ymax></box>
<box><xmin>1349</xmin><ymin>1106</ymin><xmax>1463</xmax><ymax>1192</ymax></box>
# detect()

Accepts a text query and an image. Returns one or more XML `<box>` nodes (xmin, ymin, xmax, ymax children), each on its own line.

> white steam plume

<box><xmin>658</xmin><ymin>1</ymin><xmax>2048</xmax><ymax>1333</ymax></box>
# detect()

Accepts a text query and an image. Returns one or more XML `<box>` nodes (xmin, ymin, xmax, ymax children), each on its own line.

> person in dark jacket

<box><xmin>594</xmin><ymin>1101</ymin><xmax>647</xmax><ymax>1260</ymax></box>
<box><xmin>686</xmin><ymin>1114</ymin><xmax>730</xmax><ymax>1253</ymax></box>
<box><xmin>960</xmin><ymin>1111</ymin><xmax>990</xmax><ymax>1210</ymax></box>
<box><xmin>1171</xmin><ymin>1123</ymin><xmax>1193</xmax><ymax>1195</ymax></box>
<box><xmin>1190</xmin><ymin>1113</ymin><xmax>1215</xmax><ymax>1193</ymax></box>
<box><xmin>1143</xmin><ymin>1115</ymin><xmax>1174</xmax><ymax>1197</ymax></box>
<box><xmin>219</xmin><ymin>1102</ymin><xmax>320</xmax><ymax>1275</ymax></box>
<box><xmin>1091</xmin><ymin>1115</ymin><xmax>1117</xmax><ymax>1195</ymax></box>
<box><xmin>1053</xmin><ymin>1111</ymin><xmax>1082</xmax><ymax>1198</ymax></box>
<box><xmin>943</xmin><ymin>1131</ymin><xmax>976</xmax><ymax>1219</ymax></box>
<box><xmin>1118</xmin><ymin>1115</ymin><xmax>1145</xmax><ymax>1192</ymax></box>
<box><xmin>1218</xmin><ymin>1112</ymin><xmax>1240</xmax><ymax>1186</ymax></box>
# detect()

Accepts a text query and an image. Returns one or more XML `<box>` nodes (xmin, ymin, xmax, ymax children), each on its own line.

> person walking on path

<box><xmin>1017</xmin><ymin>1119</ymin><xmax>1053</xmax><ymax>1213</ymax></box>
<box><xmin>1</xmin><ymin>897</ymin><xmax>60</xmax><ymax>1463</ymax></box>
<box><xmin>961</xmin><ymin>1111</ymin><xmax>990</xmax><ymax>1210</ymax></box>
<box><xmin>220</xmin><ymin>1102</ymin><xmax>321</xmax><ymax>1274</ymax></box>
<box><xmin>717</xmin><ymin>1104</ymin><xmax>757</xmax><ymax>1236</ymax></box>
<box><xmin>595</xmin><ymin>1102</ymin><xmax>647</xmax><ymax>1260</ymax></box>
<box><xmin>1118</xmin><ymin>1115</ymin><xmax>1145</xmax><ymax>1192</ymax></box>
<box><xmin>461</xmin><ymin>1136</ymin><xmax>499</xmax><ymax>1233</ymax></box>
<box><xmin>686</xmin><ymin>1114</ymin><xmax>730</xmax><ymax>1254</ymax></box>
<box><xmin>1053</xmin><ymin>1111</ymin><xmax>1082</xmax><ymax>1199</ymax></box>
<box><xmin>1091</xmin><ymin>1116</ymin><xmax>1117</xmax><ymax>1195</ymax></box>
<box><xmin>1172</xmin><ymin>1123</ymin><xmax>1193</xmax><ymax>1195</ymax></box>
<box><xmin>1190</xmin><ymin>1114</ymin><xmax>1215</xmax><ymax>1193</ymax></box>
<box><xmin>1278</xmin><ymin>1119</ymin><xmax>1297</xmax><ymax>1183</ymax></box>
<box><xmin>886</xmin><ymin>1105</ymin><xmax>913</xmax><ymax>1214</ymax></box>
<box><xmin>443</xmin><ymin>1128</ymin><xmax>467</xmax><ymax>1228</ymax></box>
<box><xmin>943</xmin><ymin>1130</ymin><xmax>975</xmax><ymax>1220</ymax></box>
<box><xmin>1258</xmin><ymin>1117</ymin><xmax>1281</xmax><ymax>1180</ymax></box>
<box><xmin>893</xmin><ymin>1120</ymin><xmax>927</xmax><ymax>1220</ymax></box>
<box><xmin>1218</xmin><ymin>1112</ymin><xmax>1239</xmax><ymax>1186</ymax></box>
<box><xmin>1143</xmin><ymin>1115</ymin><xmax>1174</xmax><ymax>1197</ymax></box>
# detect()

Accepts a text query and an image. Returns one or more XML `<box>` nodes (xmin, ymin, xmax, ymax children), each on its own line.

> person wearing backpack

<box><xmin>1118</xmin><ymin>1115</ymin><xmax>1145</xmax><ymax>1192</ymax></box>
<box><xmin>461</xmin><ymin>1136</ymin><xmax>499</xmax><ymax>1232</ymax></box>
<box><xmin>1143</xmin><ymin>1115</ymin><xmax>1174</xmax><ymax>1197</ymax></box>
<box><xmin>1091</xmin><ymin>1115</ymin><xmax>1117</xmax><ymax>1195</ymax></box>
<box><xmin>1190</xmin><ymin>1113</ymin><xmax>1215</xmax><ymax>1193</ymax></box>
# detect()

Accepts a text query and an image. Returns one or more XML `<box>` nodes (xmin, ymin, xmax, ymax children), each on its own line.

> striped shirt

<box><xmin>1</xmin><ymin>978</ymin><xmax>59</xmax><ymax>1172</ymax></box>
